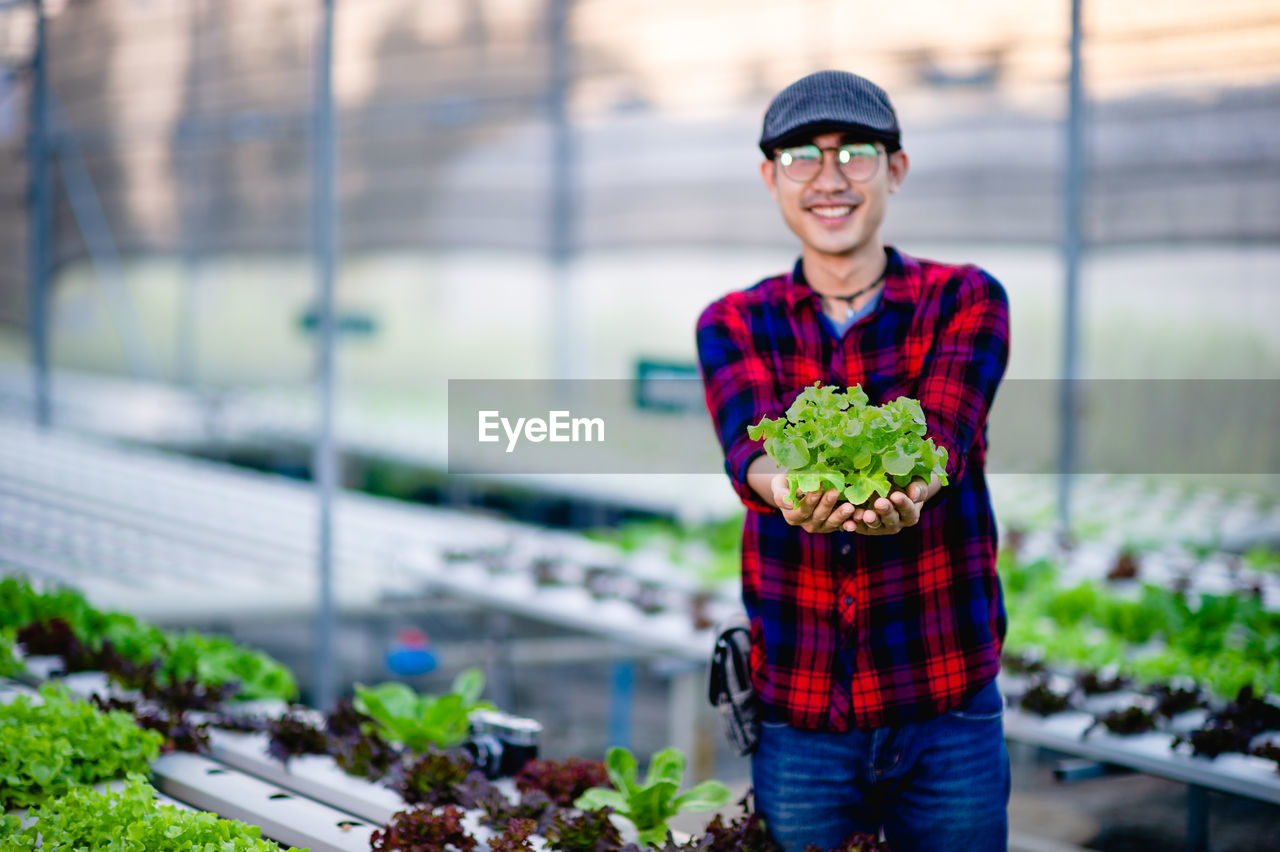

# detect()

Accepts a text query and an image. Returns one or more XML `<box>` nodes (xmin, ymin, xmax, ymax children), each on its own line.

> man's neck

<box><xmin>802</xmin><ymin>242</ymin><xmax>889</xmax><ymax>317</ymax></box>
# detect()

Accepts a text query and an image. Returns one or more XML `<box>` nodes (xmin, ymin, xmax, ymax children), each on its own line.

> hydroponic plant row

<box><xmin>991</xmin><ymin>549</ymin><xmax>1280</xmax><ymax>801</ymax></box>
<box><xmin>1</xmin><ymin>572</ymin><xmax>894</xmax><ymax>852</ymax></box>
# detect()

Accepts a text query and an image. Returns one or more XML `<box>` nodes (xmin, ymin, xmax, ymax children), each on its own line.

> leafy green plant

<box><xmin>0</xmin><ymin>776</ymin><xmax>294</xmax><ymax>851</ymax></box>
<box><xmin>575</xmin><ymin>747</ymin><xmax>731</xmax><ymax>848</ymax></box>
<box><xmin>0</xmin><ymin>627</ymin><xmax>22</xmax><ymax>678</ymax></box>
<box><xmin>1243</xmin><ymin>544</ymin><xmax>1280</xmax><ymax>574</ymax></box>
<box><xmin>0</xmin><ymin>576</ymin><xmax>294</xmax><ymax>701</ymax></box>
<box><xmin>0</xmin><ymin>684</ymin><xmax>163</xmax><ymax>809</ymax></box>
<box><xmin>0</xmin><ymin>578</ymin><xmax>97</xmax><ymax>637</ymax></box>
<box><xmin>161</xmin><ymin>631</ymin><xmax>297</xmax><ymax>702</ymax></box>
<box><xmin>999</xmin><ymin>550</ymin><xmax>1280</xmax><ymax>698</ymax></box>
<box><xmin>354</xmin><ymin>667</ymin><xmax>494</xmax><ymax>751</ymax></box>
<box><xmin>748</xmin><ymin>383</ymin><xmax>948</xmax><ymax>507</ymax></box>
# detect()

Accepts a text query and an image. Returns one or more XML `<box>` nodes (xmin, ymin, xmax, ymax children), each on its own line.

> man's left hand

<box><xmin>843</xmin><ymin>477</ymin><xmax>940</xmax><ymax>536</ymax></box>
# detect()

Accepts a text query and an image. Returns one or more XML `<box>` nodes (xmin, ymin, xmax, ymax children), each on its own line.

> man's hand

<box><xmin>772</xmin><ymin>474</ymin><xmax>857</xmax><ymax>535</ymax></box>
<box><xmin>747</xmin><ymin>456</ymin><xmax>942</xmax><ymax>536</ymax></box>
<box><xmin>848</xmin><ymin>478</ymin><xmax>940</xmax><ymax>536</ymax></box>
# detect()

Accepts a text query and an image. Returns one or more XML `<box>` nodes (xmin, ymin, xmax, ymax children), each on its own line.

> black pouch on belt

<box><xmin>706</xmin><ymin>612</ymin><xmax>759</xmax><ymax>755</ymax></box>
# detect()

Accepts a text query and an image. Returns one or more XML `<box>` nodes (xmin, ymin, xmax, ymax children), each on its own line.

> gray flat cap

<box><xmin>759</xmin><ymin>70</ymin><xmax>901</xmax><ymax>157</ymax></box>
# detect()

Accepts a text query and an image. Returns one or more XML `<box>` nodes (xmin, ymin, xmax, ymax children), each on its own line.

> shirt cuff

<box><xmin>729</xmin><ymin>448</ymin><xmax>775</xmax><ymax>515</ymax></box>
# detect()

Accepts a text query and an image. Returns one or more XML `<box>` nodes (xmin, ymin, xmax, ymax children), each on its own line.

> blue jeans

<box><xmin>752</xmin><ymin>679</ymin><xmax>1010</xmax><ymax>852</ymax></box>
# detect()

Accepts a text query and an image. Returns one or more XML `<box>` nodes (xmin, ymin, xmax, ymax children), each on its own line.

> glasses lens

<box><xmin>778</xmin><ymin>146</ymin><xmax>822</xmax><ymax>181</ymax></box>
<box><xmin>836</xmin><ymin>144</ymin><xmax>880</xmax><ymax>181</ymax></box>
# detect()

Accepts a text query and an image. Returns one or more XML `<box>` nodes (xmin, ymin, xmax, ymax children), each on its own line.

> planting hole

<box><xmin>269</xmin><ymin>792</ymin><xmax>292</xmax><ymax>800</ymax></box>
<box><xmin>337</xmin><ymin>821</ymin><xmax>364</xmax><ymax>831</ymax></box>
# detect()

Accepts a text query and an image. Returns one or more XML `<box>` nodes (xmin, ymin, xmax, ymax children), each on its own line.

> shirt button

<box><xmin>843</xmin><ymin>595</ymin><xmax>853</xmax><ymax>606</ymax></box>
<box><xmin>840</xmin><ymin>544</ymin><xmax>851</xmax><ymax>555</ymax></box>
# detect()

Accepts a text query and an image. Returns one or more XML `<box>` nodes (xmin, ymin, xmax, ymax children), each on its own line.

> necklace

<box><xmin>818</xmin><ymin>266</ymin><xmax>888</xmax><ymax>319</ymax></box>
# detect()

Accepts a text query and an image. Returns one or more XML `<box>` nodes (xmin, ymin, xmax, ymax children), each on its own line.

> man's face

<box><xmin>760</xmin><ymin>131</ymin><xmax>909</xmax><ymax>261</ymax></box>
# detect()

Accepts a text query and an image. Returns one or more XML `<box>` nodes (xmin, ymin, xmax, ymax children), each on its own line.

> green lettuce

<box><xmin>575</xmin><ymin>746</ymin><xmax>731</xmax><ymax>848</ymax></box>
<box><xmin>748</xmin><ymin>383</ymin><xmax>948</xmax><ymax>507</ymax></box>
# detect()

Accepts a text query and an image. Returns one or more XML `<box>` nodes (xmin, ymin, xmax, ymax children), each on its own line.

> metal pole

<box><xmin>607</xmin><ymin>657</ymin><xmax>634</xmax><ymax>749</ymax></box>
<box><xmin>1057</xmin><ymin>0</ymin><xmax>1085</xmax><ymax>537</ymax></box>
<box><xmin>177</xmin><ymin>0</ymin><xmax>206</xmax><ymax>387</ymax></box>
<box><xmin>26</xmin><ymin>0</ymin><xmax>51</xmax><ymax>429</ymax></box>
<box><xmin>1186</xmin><ymin>784</ymin><xmax>1210</xmax><ymax>852</ymax></box>
<box><xmin>548</xmin><ymin>0</ymin><xmax>573</xmax><ymax>382</ymax></box>
<box><xmin>310</xmin><ymin>0</ymin><xmax>339</xmax><ymax>711</ymax></box>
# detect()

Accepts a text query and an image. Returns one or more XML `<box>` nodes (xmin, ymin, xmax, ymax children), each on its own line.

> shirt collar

<box><xmin>782</xmin><ymin>245</ymin><xmax>919</xmax><ymax>309</ymax></box>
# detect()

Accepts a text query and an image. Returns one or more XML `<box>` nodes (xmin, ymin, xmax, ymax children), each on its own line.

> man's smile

<box><xmin>808</xmin><ymin>204</ymin><xmax>856</xmax><ymax>220</ymax></box>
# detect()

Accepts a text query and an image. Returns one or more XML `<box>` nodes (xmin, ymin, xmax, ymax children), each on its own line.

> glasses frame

<box><xmin>774</xmin><ymin>141</ymin><xmax>884</xmax><ymax>184</ymax></box>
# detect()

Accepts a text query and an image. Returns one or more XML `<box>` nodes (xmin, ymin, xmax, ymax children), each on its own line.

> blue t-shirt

<box><xmin>819</xmin><ymin>288</ymin><xmax>883</xmax><ymax>339</ymax></box>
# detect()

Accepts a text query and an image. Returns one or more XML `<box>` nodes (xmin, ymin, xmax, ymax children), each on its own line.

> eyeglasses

<box><xmin>775</xmin><ymin>142</ymin><xmax>882</xmax><ymax>183</ymax></box>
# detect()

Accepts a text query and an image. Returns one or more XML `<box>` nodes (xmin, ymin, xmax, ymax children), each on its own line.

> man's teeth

<box><xmin>811</xmin><ymin>206</ymin><xmax>853</xmax><ymax>218</ymax></box>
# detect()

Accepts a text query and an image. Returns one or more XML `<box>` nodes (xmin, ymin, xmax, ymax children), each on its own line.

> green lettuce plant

<box><xmin>0</xmin><ymin>627</ymin><xmax>22</xmax><ymax>678</ymax></box>
<box><xmin>748</xmin><ymin>383</ymin><xmax>948</xmax><ymax>507</ymax></box>
<box><xmin>354</xmin><ymin>667</ymin><xmax>494</xmax><ymax>751</ymax></box>
<box><xmin>0</xmin><ymin>685</ymin><xmax>163</xmax><ymax>809</ymax></box>
<box><xmin>0</xmin><ymin>775</ymin><xmax>294</xmax><ymax>851</ymax></box>
<box><xmin>160</xmin><ymin>632</ymin><xmax>297</xmax><ymax>702</ymax></box>
<box><xmin>999</xmin><ymin>550</ymin><xmax>1280</xmax><ymax>697</ymax></box>
<box><xmin>575</xmin><ymin>746</ymin><xmax>731</xmax><ymax>848</ymax></box>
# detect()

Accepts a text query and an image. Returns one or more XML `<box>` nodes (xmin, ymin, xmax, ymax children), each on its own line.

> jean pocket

<box><xmin>946</xmin><ymin>680</ymin><xmax>1005</xmax><ymax>722</ymax></box>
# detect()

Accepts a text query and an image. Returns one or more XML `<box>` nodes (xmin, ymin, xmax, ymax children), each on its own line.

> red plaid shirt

<box><xmin>696</xmin><ymin>247</ymin><xmax>1010</xmax><ymax>731</ymax></box>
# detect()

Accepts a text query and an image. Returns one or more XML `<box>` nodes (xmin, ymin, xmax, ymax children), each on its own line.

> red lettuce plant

<box><xmin>489</xmin><ymin>818</ymin><xmax>539</xmax><ymax>852</ymax></box>
<box><xmin>515</xmin><ymin>757</ymin><xmax>611</xmax><ymax>807</ymax></box>
<box><xmin>802</xmin><ymin>831</ymin><xmax>890</xmax><ymax>852</ymax></box>
<box><xmin>478</xmin><ymin>788</ymin><xmax>557</xmax><ymax>835</ymax></box>
<box><xmin>544</xmin><ymin>806</ymin><xmax>623</xmax><ymax>852</ymax></box>
<box><xmin>266</xmin><ymin>711</ymin><xmax>329</xmax><ymax>764</ymax></box>
<box><xmin>370</xmin><ymin>805</ymin><xmax>477</xmax><ymax>852</ymax></box>
<box><xmin>698</xmin><ymin>791</ymin><xmax>780</xmax><ymax>852</ymax></box>
<box><xmin>393</xmin><ymin>747</ymin><xmax>475</xmax><ymax>808</ymax></box>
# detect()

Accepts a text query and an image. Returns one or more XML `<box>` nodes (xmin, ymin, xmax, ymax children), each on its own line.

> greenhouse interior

<box><xmin>0</xmin><ymin>0</ymin><xmax>1278</xmax><ymax>850</ymax></box>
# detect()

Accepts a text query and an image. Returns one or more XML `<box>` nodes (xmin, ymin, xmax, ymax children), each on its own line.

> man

<box><xmin>696</xmin><ymin>71</ymin><xmax>1011</xmax><ymax>852</ymax></box>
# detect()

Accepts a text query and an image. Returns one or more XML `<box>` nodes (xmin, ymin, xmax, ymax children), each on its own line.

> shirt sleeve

<box><xmin>916</xmin><ymin>267</ymin><xmax>1010</xmax><ymax>484</ymax></box>
<box><xmin>696</xmin><ymin>297</ymin><xmax>781</xmax><ymax>514</ymax></box>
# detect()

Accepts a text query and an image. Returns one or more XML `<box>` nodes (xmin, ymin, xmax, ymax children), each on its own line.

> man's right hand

<box><xmin>772</xmin><ymin>473</ymin><xmax>857</xmax><ymax>535</ymax></box>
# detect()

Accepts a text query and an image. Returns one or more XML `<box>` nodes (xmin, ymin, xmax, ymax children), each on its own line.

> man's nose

<box><xmin>811</xmin><ymin>151</ymin><xmax>850</xmax><ymax>190</ymax></box>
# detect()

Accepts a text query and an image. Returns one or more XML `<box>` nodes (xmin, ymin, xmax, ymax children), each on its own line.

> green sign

<box><xmin>297</xmin><ymin>308</ymin><xmax>378</xmax><ymax>338</ymax></box>
<box><xmin>634</xmin><ymin>359</ymin><xmax>703</xmax><ymax>413</ymax></box>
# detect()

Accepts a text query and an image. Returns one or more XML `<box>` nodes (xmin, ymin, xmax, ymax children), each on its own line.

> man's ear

<box><xmin>887</xmin><ymin>149</ymin><xmax>909</xmax><ymax>194</ymax></box>
<box><xmin>760</xmin><ymin>158</ymin><xmax>779</xmax><ymax>201</ymax></box>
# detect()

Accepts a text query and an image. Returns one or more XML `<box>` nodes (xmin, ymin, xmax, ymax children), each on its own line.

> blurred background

<box><xmin>1</xmin><ymin>1</ymin><xmax>1278</xmax><ymax>850</ymax></box>
<box><xmin>1</xmin><ymin>0</ymin><xmax>1277</xmax><ymax>392</ymax></box>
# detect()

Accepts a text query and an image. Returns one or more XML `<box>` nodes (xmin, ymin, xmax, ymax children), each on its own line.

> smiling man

<box><xmin>696</xmin><ymin>71</ymin><xmax>1012</xmax><ymax>852</ymax></box>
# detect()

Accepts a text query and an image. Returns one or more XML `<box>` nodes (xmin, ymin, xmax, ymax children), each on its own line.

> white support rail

<box><xmin>1002</xmin><ymin>707</ymin><xmax>1280</xmax><ymax>806</ymax></box>
<box><xmin>208</xmin><ymin>729</ymin><xmax>404</xmax><ymax>826</ymax></box>
<box><xmin>151</xmin><ymin>751</ymin><xmax>377</xmax><ymax>852</ymax></box>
